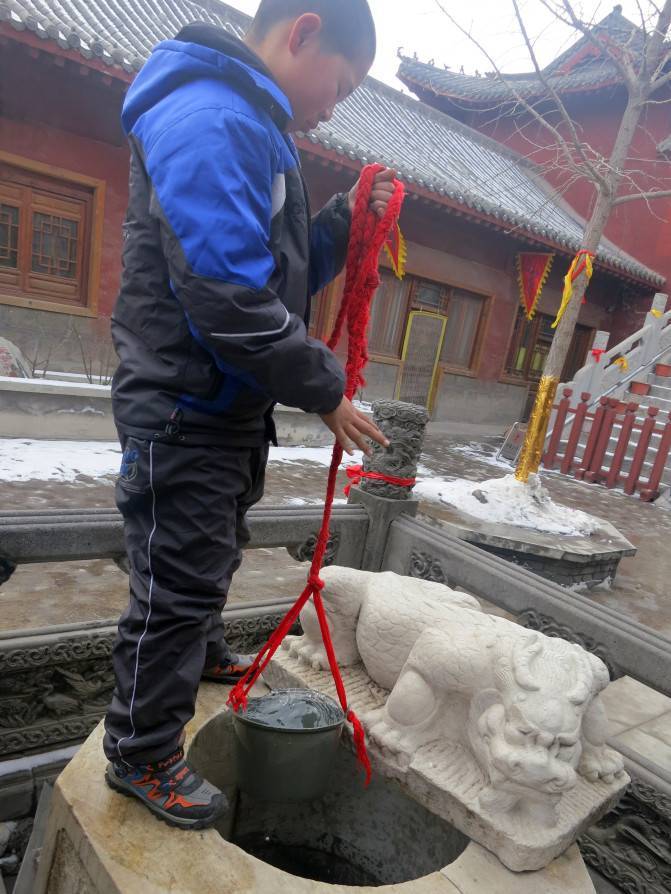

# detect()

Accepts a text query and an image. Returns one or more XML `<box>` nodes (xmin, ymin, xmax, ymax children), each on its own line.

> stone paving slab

<box><xmin>600</xmin><ymin>676</ymin><xmax>671</xmax><ymax>736</ymax></box>
<box><xmin>635</xmin><ymin>710</ymin><xmax>671</xmax><ymax>747</ymax></box>
<box><xmin>612</xmin><ymin>727</ymin><xmax>671</xmax><ymax>775</ymax></box>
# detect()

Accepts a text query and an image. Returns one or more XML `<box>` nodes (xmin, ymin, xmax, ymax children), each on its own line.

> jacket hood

<box><xmin>122</xmin><ymin>24</ymin><xmax>293</xmax><ymax>135</ymax></box>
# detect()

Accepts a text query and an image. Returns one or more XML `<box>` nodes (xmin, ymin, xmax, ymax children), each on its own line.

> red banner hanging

<box><xmin>516</xmin><ymin>253</ymin><xmax>554</xmax><ymax>320</ymax></box>
<box><xmin>384</xmin><ymin>222</ymin><xmax>407</xmax><ymax>279</ymax></box>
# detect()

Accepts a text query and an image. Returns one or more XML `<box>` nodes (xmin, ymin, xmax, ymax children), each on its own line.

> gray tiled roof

<box><xmin>398</xmin><ymin>8</ymin><xmax>642</xmax><ymax>105</ymax></box>
<box><xmin>1</xmin><ymin>0</ymin><xmax>663</xmax><ymax>285</ymax></box>
<box><xmin>303</xmin><ymin>78</ymin><xmax>662</xmax><ymax>285</ymax></box>
<box><xmin>397</xmin><ymin>59</ymin><xmax>623</xmax><ymax>105</ymax></box>
<box><xmin>0</xmin><ymin>0</ymin><xmax>248</xmax><ymax>71</ymax></box>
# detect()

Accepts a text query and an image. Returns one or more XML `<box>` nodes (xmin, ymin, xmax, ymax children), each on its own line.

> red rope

<box><xmin>343</xmin><ymin>464</ymin><xmax>416</xmax><ymax>496</ymax></box>
<box><xmin>228</xmin><ymin>165</ymin><xmax>405</xmax><ymax>785</ymax></box>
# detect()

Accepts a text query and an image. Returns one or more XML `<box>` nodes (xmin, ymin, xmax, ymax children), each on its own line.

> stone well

<box><xmin>33</xmin><ymin>683</ymin><xmax>597</xmax><ymax>893</ymax></box>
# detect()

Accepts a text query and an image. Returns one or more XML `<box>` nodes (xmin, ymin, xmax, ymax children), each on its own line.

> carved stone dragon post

<box><xmin>349</xmin><ymin>400</ymin><xmax>429</xmax><ymax>571</ymax></box>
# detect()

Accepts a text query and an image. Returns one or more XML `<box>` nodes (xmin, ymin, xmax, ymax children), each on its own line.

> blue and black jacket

<box><xmin>111</xmin><ymin>24</ymin><xmax>349</xmax><ymax>446</ymax></box>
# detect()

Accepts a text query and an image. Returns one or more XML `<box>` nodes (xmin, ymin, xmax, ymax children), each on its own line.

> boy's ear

<box><xmin>288</xmin><ymin>13</ymin><xmax>323</xmax><ymax>56</ymax></box>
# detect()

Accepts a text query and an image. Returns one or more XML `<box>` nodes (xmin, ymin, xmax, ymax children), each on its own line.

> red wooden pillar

<box><xmin>577</xmin><ymin>397</ymin><xmax>608</xmax><ymax>480</ymax></box>
<box><xmin>585</xmin><ymin>398</ymin><xmax>618</xmax><ymax>484</ymax></box>
<box><xmin>543</xmin><ymin>388</ymin><xmax>572</xmax><ymax>470</ymax></box>
<box><xmin>640</xmin><ymin>411</ymin><xmax>671</xmax><ymax>502</ymax></box>
<box><xmin>561</xmin><ymin>392</ymin><xmax>591</xmax><ymax>476</ymax></box>
<box><xmin>606</xmin><ymin>402</ymin><xmax>638</xmax><ymax>489</ymax></box>
<box><xmin>625</xmin><ymin>406</ymin><xmax>659</xmax><ymax>496</ymax></box>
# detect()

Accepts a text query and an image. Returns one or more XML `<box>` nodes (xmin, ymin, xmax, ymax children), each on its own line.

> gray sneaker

<box><xmin>202</xmin><ymin>653</ymin><xmax>254</xmax><ymax>684</ymax></box>
<box><xmin>106</xmin><ymin>748</ymin><xmax>228</xmax><ymax>830</ymax></box>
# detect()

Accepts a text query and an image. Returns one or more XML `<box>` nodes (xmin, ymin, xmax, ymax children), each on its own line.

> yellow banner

<box><xmin>552</xmin><ymin>250</ymin><xmax>594</xmax><ymax>329</ymax></box>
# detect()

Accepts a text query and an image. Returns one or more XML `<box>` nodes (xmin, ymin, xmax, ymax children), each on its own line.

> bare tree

<box><xmin>71</xmin><ymin>317</ymin><xmax>115</xmax><ymax>386</ymax></box>
<box><xmin>434</xmin><ymin>0</ymin><xmax>671</xmax><ymax>480</ymax></box>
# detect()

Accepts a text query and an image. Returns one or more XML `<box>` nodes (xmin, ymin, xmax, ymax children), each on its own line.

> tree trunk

<box><xmin>515</xmin><ymin>94</ymin><xmax>645</xmax><ymax>482</ymax></box>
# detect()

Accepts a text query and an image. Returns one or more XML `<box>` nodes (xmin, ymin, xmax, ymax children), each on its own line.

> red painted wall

<box><xmin>0</xmin><ymin>41</ymin><xmax>128</xmax><ymax>317</ymax></box>
<box><xmin>301</xmin><ymin>157</ymin><xmax>621</xmax><ymax>384</ymax></box>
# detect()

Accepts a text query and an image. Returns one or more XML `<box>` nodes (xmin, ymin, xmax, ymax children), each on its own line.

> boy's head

<box><xmin>246</xmin><ymin>0</ymin><xmax>376</xmax><ymax>132</ymax></box>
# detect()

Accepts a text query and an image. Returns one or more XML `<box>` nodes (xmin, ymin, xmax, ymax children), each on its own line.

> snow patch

<box><xmin>0</xmin><ymin>439</ymin><xmax>121</xmax><ymax>483</ymax></box>
<box><xmin>447</xmin><ymin>442</ymin><xmax>512</xmax><ymax>470</ymax></box>
<box><xmin>268</xmin><ymin>445</ymin><xmax>362</xmax><ymax>467</ymax></box>
<box><xmin>0</xmin><ymin>439</ymin><xmax>360</xmax><ymax>485</ymax></box>
<box><xmin>415</xmin><ymin>473</ymin><xmax>601</xmax><ymax>536</ymax></box>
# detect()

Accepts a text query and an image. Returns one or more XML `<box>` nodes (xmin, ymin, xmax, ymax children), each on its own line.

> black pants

<box><xmin>103</xmin><ymin>437</ymin><xmax>268</xmax><ymax>765</ymax></box>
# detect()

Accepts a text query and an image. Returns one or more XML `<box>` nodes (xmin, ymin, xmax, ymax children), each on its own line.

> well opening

<box><xmin>188</xmin><ymin>711</ymin><xmax>469</xmax><ymax>887</ymax></box>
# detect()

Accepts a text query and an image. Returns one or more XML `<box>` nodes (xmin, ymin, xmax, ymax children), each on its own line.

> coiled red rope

<box><xmin>228</xmin><ymin>164</ymin><xmax>406</xmax><ymax>785</ymax></box>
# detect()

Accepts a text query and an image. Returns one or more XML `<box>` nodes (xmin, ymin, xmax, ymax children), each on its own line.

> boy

<box><xmin>104</xmin><ymin>0</ymin><xmax>395</xmax><ymax>829</ymax></box>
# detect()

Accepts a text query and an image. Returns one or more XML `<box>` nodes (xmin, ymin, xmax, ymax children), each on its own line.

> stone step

<box><xmin>577</xmin><ymin>425</ymin><xmax>665</xmax><ymax>449</ymax></box>
<box><xmin>635</xmin><ymin>401</ymin><xmax>671</xmax><ymax>419</ymax></box>
<box><xmin>648</xmin><ymin>382</ymin><xmax>671</xmax><ymax>401</ymax></box>
<box><xmin>597</xmin><ymin>451</ymin><xmax>671</xmax><ymax>486</ymax></box>
<box><xmin>646</xmin><ymin>373</ymin><xmax>671</xmax><ymax>389</ymax></box>
<box><xmin>620</xmin><ymin>392</ymin><xmax>671</xmax><ymax>411</ymax></box>
<box><xmin>570</xmin><ymin>438</ymin><xmax>671</xmax><ymax>486</ymax></box>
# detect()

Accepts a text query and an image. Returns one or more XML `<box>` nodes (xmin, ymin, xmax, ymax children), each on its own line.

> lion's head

<box><xmin>467</xmin><ymin>633</ymin><xmax>608</xmax><ymax>824</ymax></box>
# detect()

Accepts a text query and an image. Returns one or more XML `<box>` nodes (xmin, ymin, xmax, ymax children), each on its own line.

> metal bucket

<box><xmin>232</xmin><ymin>688</ymin><xmax>345</xmax><ymax>802</ymax></box>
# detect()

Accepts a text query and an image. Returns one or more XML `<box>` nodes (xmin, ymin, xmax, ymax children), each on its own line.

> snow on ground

<box><xmin>415</xmin><ymin>472</ymin><xmax>600</xmax><ymax>536</ymax></box>
<box><xmin>446</xmin><ymin>441</ymin><xmax>512</xmax><ymax>471</ymax></box>
<box><xmin>269</xmin><ymin>445</ymin><xmax>343</xmax><ymax>466</ymax></box>
<box><xmin>0</xmin><ymin>439</ymin><xmax>121</xmax><ymax>483</ymax></box>
<box><xmin>0</xmin><ymin>439</ymin><xmax>359</xmax><ymax>485</ymax></box>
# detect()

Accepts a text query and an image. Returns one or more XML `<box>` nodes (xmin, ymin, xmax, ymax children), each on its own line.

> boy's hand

<box><xmin>320</xmin><ymin>398</ymin><xmax>390</xmax><ymax>456</ymax></box>
<box><xmin>348</xmin><ymin>168</ymin><xmax>397</xmax><ymax>218</ymax></box>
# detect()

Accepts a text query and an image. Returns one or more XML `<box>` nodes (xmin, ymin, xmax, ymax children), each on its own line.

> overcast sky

<box><xmin>230</xmin><ymin>1</ymin><xmax>652</xmax><ymax>89</ymax></box>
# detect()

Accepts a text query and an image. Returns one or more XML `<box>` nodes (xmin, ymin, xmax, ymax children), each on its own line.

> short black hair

<box><xmin>248</xmin><ymin>0</ymin><xmax>376</xmax><ymax>64</ymax></box>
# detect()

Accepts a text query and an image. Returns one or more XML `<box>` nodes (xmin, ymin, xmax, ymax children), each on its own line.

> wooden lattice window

<box><xmin>0</xmin><ymin>156</ymin><xmax>102</xmax><ymax>313</ymax></box>
<box><xmin>409</xmin><ymin>276</ymin><xmax>488</xmax><ymax>372</ymax></box>
<box><xmin>441</xmin><ymin>288</ymin><xmax>487</xmax><ymax>371</ymax></box>
<box><xmin>368</xmin><ymin>271</ymin><xmax>411</xmax><ymax>358</ymax></box>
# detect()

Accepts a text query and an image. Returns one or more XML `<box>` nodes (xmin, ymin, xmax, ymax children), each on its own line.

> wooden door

<box><xmin>396</xmin><ymin>311</ymin><xmax>447</xmax><ymax>410</ymax></box>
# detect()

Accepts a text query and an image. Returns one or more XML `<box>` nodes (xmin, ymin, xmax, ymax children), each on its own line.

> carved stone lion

<box><xmin>285</xmin><ymin>566</ymin><xmax>625</xmax><ymax>827</ymax></box>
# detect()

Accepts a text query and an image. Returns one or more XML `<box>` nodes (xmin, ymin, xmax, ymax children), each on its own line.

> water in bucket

<box><xmin>233</xmin><ymin>688</ymin><xmax>345</xmax><ymax>801</ymax></box>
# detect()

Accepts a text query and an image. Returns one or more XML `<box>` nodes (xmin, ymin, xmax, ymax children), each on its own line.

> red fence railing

<box><xmin>543</xmin><ymin>388</ymin><xmax>671</xmax><ymax>501</ymax></box>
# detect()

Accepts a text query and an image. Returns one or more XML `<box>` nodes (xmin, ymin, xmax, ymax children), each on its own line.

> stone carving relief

<box><xmin>580</xmin><ymin>777</ymin><xmax>671</xmax><ymax>894</ymax></box>
<box><xmin>277</xmin><ymin>566</ymin><xmax>628</xmax><ymax>869</ymax></box>
<box><xmin>360</xmin><ymin>400</ymin><xmax>428</xmax><ymax>500</ymax></box>
<box><xmin>520</xmin><ymin>609</ymin><xmax>619</xmax><ymax>680</ymax></box>
<box><xmin>0</xmin><ymin>660</ymin><xmax>115</xmax><ymax>757</ymax></box>
<box><xmin>0</xmin><ymin>611</ymin><xmax>299</xmax><ymax>757</ymax></box>
<box><xmin>287</xmin><ymin>532</ymin><xmax>340</xmax><ymax>566</ymax></box>
<box><xmin>407</xmin><ymin>550</ymin><xmax>448</xmax><ymax>585</ymax></box>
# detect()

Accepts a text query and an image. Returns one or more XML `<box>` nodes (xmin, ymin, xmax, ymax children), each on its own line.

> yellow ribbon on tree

<box><xmin>552</xmin><ymin>250</ymin><xmax>595</xmax><ymax>329</ymax></box>
<box><xmin>651</xmin><ymin>308</ymin><xmax>664</xmax><ymax>319</ymax></box>
<box><xmin>614</xmin><ymin>356</ymin><xmax>629</xmax><ymax>372</ymax></box>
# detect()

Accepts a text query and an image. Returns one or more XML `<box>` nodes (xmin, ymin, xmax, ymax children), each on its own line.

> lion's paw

<box><xmin>578</xmin><ymin>744</ymin><xmax>625</xmax><ymax>784</ymax></box>
<box><xmin>367</xmin><ymin>716</ymin><xmax>413</xmax><ymax>768</ymax></box>
<box><xmin>286</xmin><ymin>638</ymin><xmax>329</xmax><ymax>669</ymax></box>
